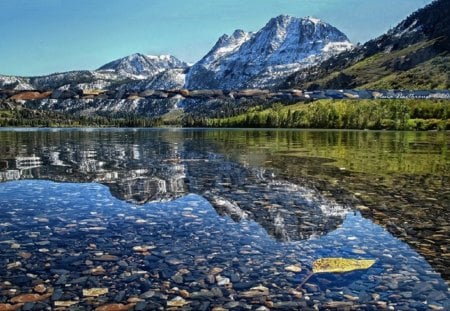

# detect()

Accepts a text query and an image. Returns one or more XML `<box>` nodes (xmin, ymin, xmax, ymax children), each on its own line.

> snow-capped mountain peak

<box><xmin>186</xmin><ymin>14</ymin><xmax>353</xmax><ymax>89</ymax></box>
<box><xmin>97</xmin><ymin>53</ymin><xmax>188</xmax><ymax>78</ymax></box>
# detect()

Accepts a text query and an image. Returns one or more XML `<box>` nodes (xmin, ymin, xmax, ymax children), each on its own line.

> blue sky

<box><xmin>0</xmin><ymin>0</ymin><xmax>432</xmax><ymax>76</ymax></box>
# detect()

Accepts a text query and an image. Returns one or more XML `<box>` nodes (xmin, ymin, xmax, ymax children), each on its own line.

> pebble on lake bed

<box><xmin>83</xmin><ymin>288</ymin><xmax>109</xmax><ymax>297</ymax></box>
<box><xmin>33</xmin><ymin>284</ymin><xmax>47</xmax><ymax>294</ymax></box>
<box><xmin>95</xmin><ymin>303</ymin><xmax>136</xmax><ymax>311</ymax></box>
<box><xmin>132</xmin><ymin>245</ymin><xmax>155</xmax><ymax>253</ymax></box>
<box><xmin>54</xmin><ymin>301</ymin><xmax>78</xmax><ymax>307</ymax></box>
<box><xmin>284</xmin><ymin>264</ymin><xmax>302</xmax><ymax>272</ymax></box>
<box><xmin>10</xmin><ymin>293</ymin><xmax>51</xmax><ymax>303</ymax></box>
<box><xmin>0</xmin><ymin>303</ymin><xmax>24</xmax><ymax>311</ymax></box>
<box><xmin>241</xmin><ymin>285</ymin><xmax>270</xmax><ymax>298</ymax></box>
<box><xmin>167</xmin><ymin>296</ymin><xmax>189</xmax><ymax>307</ymax></box>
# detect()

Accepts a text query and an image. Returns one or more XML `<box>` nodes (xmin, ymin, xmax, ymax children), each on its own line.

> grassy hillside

<box><xmin>302</xmin><ymin>41</ymin><xmax>450</xmax><ymax>90</ymax></box>
<box><xmin>187</xmin><ymin>99</ymin><xmax>450</xmax><ymax>131</ymax></box>
<box><xmin>284</xmin><ymin>0</ymin><xmax>450</xmax><ymax>90</ymax></box>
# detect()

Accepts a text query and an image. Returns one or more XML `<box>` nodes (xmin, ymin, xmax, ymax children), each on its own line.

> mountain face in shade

<box><xmin>186</xmin><ymin>15</ymin><xmax>353</xmax><ymax>89</ymax></box>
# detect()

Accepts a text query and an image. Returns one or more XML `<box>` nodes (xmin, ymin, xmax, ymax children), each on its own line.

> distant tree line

<box><xmin>184</xmin><ymin>99</ymin><xmax>450</xmax><ymax>131</ymax></box>
<box><xmin>0</xmin><ymin>108</ymin><xmax>163</xmax><ymax>128</ymax></box>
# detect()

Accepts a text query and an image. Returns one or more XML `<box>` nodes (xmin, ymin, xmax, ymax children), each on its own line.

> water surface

<box><xmin>0</xmin><ymin>128</ymin><xmax>448</xmax><ymax>310</ymax></box>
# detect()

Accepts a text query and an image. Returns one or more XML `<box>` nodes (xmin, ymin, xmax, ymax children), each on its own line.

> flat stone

<box><xmin>18</xmin><ymin>252</ymin><xmax>32</xmax><ymax>259</ymax></box>
<box><xmin>240</xmin><ymin>285</ymin><xmax>269</xmax><ymax>298</ymax></box>
<box><xmin>95</xmin><ymin>303</ymin><xmax>136</xmax><ymax>311</ymax></box>
<box><xmin>167</xmin><ymin>297</ymin><xmax>189</xmax><ymax>307</ymax></box>
<box><xmin>90</xmin><ymin>266</ymin><xmax>106</xmax><ymax>275</ymax></box>
<box><xmin>0</xmin><ymin>303</ymin><xmax>25</xmax><ymax>311</ymax></box>
<box><xmin>216</xmin><ymin>276</ymin><xmax>230</xmax><ymax>286</ymax></box>
<box><xmin>284</xmin><ymin>264</ymin><xmax>302</xmax><ymax>273</ymax></box>
<box><xmin>324</xmin><ymin>301</ymin><xmax>355</xmax><ymax>308</ymax></box>
<box><xmin>33</xmin><ymin>284</ymin><xmax>47</xmax><ymax>294</ymax></box>
<box><xmin>54</xmin><ymin>301</ymin><xmax>78</xmax><ymax>307</ymax></box>
<box><xmin>6</xmin><ymin>262</ymin><xmax>22</xmax><ymax>270</ymax></box>
<box><xmin>93</xmin><ymin>255</ymin><xmax>119</xmax><ymax>262</ymax></box>
<box><xmin>83</xmin><ymin>288</ymin><xmax>109</xmax><ymax>297</ymax></box>
<box><xmin>10</xmin><ymin>293</ymin><xmax>51</xmax><ymax>303</ymax></box>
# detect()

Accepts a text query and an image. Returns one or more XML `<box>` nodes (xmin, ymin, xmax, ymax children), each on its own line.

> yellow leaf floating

<box><xmin>312</xmin><ymin>258</ymin><xmax>376</xmax><ymax>274</ymax></box>
<box><xmin>296</xmin><ymin>257</ymin><xmax>376</xmax><ymax>289</ymax></box>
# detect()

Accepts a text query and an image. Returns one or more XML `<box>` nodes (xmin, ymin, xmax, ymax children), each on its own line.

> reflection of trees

<box><xmin>198</xmin><ymin>129</ymin><xmax>449</xmax><ymax>175</ymax></box>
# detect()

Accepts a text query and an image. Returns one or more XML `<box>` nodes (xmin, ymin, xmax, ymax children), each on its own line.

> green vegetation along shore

<box><xmin>1</xmin><ymin>99</ymin><xmax>449</xmax><ymax>130</ymax></box>
<box><xmin>185</xmin><ymin>99</ymin><xmax>450</xmax><ymax>131</ymax></box>
<box><xmin>0</xmin><ymin>107</ymin><xmax>164</xmax><ymax>128</ymax></box>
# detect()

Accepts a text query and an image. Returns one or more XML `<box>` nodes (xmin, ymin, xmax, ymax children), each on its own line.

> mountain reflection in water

<box><xmin>0</xmin><ymin>180</ymin><xmax>448</xmax><ymax>310</ymax></box>
<box><xmin>0</xmin><ymin>129</ymin><xmax>347</xmax><ymax>242</ymax></box>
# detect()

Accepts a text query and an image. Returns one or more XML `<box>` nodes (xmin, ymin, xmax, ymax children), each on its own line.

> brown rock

<box><xmin>0</xmin><ymin>303</ymin><xmax>24</xmax><ymax>311</ymax></box>
<box><xmin>324</xmin><ymin>301</ymin><xmax>355</xmax><ymax>308</ymax></box>
<box><xmin>93</xmin><ymin>255</ymin><xmax>119</xmax><ymax>262</ymax></box>
<box><xmin>82</xmin><ymin>288</ymin><xmax>109</xmax><ymax>297</ymax></box>
<box><xmin>10</xmin><ymin>293</ymin><xmax>51</xmax><ymax>303</ymax></box>
<box><xmin>18</xmin><ymin>252</ymin><xmax>32</xmax><ymax>259</ymax></box>
<box><xmin>179</xmin><ymin>290</ymin><xmax>190</xmax><ymax>298</ymax></box>
<box><xmin>54</xmin><ymin>301</ymin><xmax>78</xmax><ymax>307</ymax></box>
<box><xmin>95</xmin><ymin>303</ymin><xmax>136</xmax><ymax>311</ymax></box>
<box><xmin>132</xmin><ymin>245</ymin><xmax>155</xmax><ymax>253</ymax></box>
<box><xmin>90</xmin><ymin>266</ymin><xmax>106</xmax><ymax>275</ymax></box>
<box><xmin>33</xmin><ymin>284</ymin><xmax>47</xmax><ymax>294</ymax></box>
<box><xmin>167</xmin><ymin>297</ymin><xmax>189</xmax><ymax>307</ymax></box>
<box><xmin>10</xmin><ymin>91</ymin><xmax>52</xmax><ymax>101</ymax></box>
<box><xmin>241</xmin><ymin>285</ymin><xmax>269</xmax><ymax>298</ymax></box>
<box><xmin>210</xmin><ymin>267</ymin><xmax>223</xmax><ymax>275</ymax></box>
<box><xmin>126</xmin><ymin>297</ymin><xmax>143</xmax><ymax>303</ymax></box>
<box><xmin>179</xmin><ymin>89</ymin><xmax>190</xmax><ymax>97</ymax></box>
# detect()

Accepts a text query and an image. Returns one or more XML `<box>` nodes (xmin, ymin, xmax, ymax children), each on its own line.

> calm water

<box><xmin>0</xmin><ymin>128</ymin><xmax>449</xmax><ymax>310</ymax></box>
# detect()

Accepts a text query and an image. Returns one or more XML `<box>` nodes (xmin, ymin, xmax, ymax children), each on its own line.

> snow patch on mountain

<box><xmin>0</xmin><ymin>75</ymin><xmax>34</xmax><ymax>90</ymax></box>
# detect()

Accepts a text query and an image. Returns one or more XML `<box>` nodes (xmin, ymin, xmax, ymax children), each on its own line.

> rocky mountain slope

<box><xmin>186</xmin><ymin>15</ymin><xmax>353</xmax><ymax>89</ymax></box>
<box><xmin>0</xmin><ymin>53</ymin><xmax>189</xmax><ymax>92</ymax></box>
<box><xmin>97</xmin><ymin>53</ymin><xmax>188</xmax><ymax>78</ymax></box>
<box><xmin>283</xmin><ymin>0</ymin><xmax>450</xmax><ymax>90</ymax></box>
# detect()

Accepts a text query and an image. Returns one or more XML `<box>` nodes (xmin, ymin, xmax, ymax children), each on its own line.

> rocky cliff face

<box><xmin>186</xmin><ymin>15</ymin><xmax>352</xmax><ymax>89</ymax></box>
